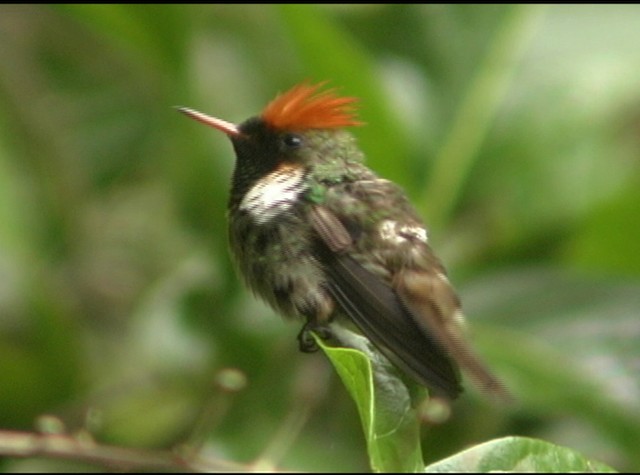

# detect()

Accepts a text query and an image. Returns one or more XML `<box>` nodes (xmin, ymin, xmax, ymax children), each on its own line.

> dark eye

<box><xmin>282</xmin><ymin>133</ymin><xmax>302</xmax><ymax>149</ymax></box>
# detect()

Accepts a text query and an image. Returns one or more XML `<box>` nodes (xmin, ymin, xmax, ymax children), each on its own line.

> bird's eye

<box><xmin>282</xmin><ymin>133</ymin><xmax>303</xmax><ymax>149</ymax></box>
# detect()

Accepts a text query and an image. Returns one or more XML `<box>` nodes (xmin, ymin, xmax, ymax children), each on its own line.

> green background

<box><xmin>0</xmin><ymin>4</ymin><xmax>639</xmax><ymax>472</ymax></box>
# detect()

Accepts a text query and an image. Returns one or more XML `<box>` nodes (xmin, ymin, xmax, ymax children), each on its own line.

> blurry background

<box><xmin>0</xmin><ymin>4</ymin><xmax>639</xmax><ymax>472</ymax></box>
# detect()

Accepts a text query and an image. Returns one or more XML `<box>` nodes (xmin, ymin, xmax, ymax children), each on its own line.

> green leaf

<box><xmin>314</xmin><ymin>327</ymin><xmax>424</xmax><ymax>473</ymax></box>
<box><xmin>464</xmin><ymin>268</ymin><xmax>640</xmax><ymax>466</ymax></box>
<box><xmin>421</xmin><ymin>5</ymin><xmax>546</xmax><ymax>227</ymax></box>
<box><xmin>563</xmin><ymin>184</ymin><xmax>640</xmax><ymax>275</ymax></box>
<box><xmin>425</xmin><ymin>436</ymin><xmax>616</xmax><ymax>472</ymax></box>
<box><xmin>57</xmin><ymin>5</ymin><xmax>189</xmax><ymax>71</ymax></box>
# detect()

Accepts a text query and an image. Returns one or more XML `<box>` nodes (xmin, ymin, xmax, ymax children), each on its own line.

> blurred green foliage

<box><xmin>0</xmin><ymin>4</ymin><xmax>639</xmax><ymax>472</ymax></box>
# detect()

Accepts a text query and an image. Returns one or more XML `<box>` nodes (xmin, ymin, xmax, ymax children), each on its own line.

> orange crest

<box><xmin>262</xmin><ymin>82</ymin><xmax>362</xmax><ymax>131</ymax></box>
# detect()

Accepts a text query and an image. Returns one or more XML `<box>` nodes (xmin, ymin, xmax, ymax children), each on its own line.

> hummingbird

<box><xmin>178</xmin><ymin>82</ymin><xmax>508</xmax><ymax>401</ymax></box>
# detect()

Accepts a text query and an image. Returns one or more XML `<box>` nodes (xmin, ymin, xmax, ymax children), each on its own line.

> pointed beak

<box><xmin>176</xmin><ymin>107</ymin><xmax>240</xmax><ymax>137</ymax></box>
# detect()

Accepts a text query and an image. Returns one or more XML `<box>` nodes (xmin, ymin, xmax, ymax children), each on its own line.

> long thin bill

<box><xmin>176</xmin><ymin>107</ymin><xmax>240</xmax><ymax>136</ymax></box>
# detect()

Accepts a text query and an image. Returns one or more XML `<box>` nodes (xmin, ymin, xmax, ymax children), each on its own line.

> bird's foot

<box><xmin>297</xmin><ymin>322</ymin><xmax>333</xmax><ymax>353</ymax></box>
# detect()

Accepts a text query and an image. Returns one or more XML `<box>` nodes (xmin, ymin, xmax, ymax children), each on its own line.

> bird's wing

<box><xmin>308</xmin><ymin>204</ymin><xmax>463</xmax><ymax>399</ymax></box>
<box><xmin>395</xmin><ymin>267</ymin><xmax>512</xmax><ymax>401</ymax></box>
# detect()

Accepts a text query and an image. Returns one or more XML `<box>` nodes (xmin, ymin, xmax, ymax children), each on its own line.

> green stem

<box><xmin>422</xmin><ymin>5</ymin><xmax>547</xmax><ymax>228</ymax></box>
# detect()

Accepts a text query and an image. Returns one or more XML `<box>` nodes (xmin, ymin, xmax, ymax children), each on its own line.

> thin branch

<box><xmin>0</xmin><ymin>429</ymin><xmax>247</xmax><ymax>472</ymax></box>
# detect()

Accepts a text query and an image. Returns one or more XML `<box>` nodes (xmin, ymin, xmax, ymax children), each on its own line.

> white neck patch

<box><xmin>240</xmin><ymin>166</ymin><xmax>306</xmax><ymax>224</ymax></box>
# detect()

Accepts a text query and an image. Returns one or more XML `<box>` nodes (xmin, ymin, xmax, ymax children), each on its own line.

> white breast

<box><xmin>240</xmin><ymin>166</ymin><xmax>306</xmax><ymax>224</ymax></box>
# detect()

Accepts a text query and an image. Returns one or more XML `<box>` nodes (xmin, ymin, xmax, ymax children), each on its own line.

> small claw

<box><xmin>297</xmin><ymin>322</ymin><xmax>333</xmax><ymax>353</ymax></box>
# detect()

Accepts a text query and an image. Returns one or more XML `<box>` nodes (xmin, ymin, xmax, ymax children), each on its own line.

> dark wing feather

<box><xmin>397</xmin><ymin>269</ymin><xmax>513</xmax><ymax>402</ymax></box>
<box><xmin>309</xmin><ymin>206</ymin><xmax>462</xmax><ymax>399</ymax></box>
